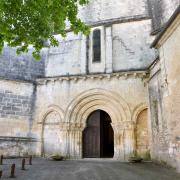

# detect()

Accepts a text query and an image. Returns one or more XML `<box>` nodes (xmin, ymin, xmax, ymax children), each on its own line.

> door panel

<box><xmin>83</xmin><ymin>110</ymin><xmax>114</xmax><ymax>158</ymax></box>
<box><xmin>83</xmin><ymin>110</ymin><xmax>101</xmax><ymax>158</ymax></box>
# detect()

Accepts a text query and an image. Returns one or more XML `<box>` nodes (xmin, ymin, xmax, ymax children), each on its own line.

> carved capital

<box><xmin>112</xmin><ymin>121</ymin><xmax>135</xmax><ymax>131</ymax></box>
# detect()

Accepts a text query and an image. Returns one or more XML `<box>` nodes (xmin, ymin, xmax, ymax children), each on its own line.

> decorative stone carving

<box><xmin>36</xmin><ymin>71</ymin><xmax>149</xmax><ymax>85</ymax></box>
<box><xmin>64</xmin><ymin>88</ymin><xmax>132</xmax><ymax>159</ymax></box>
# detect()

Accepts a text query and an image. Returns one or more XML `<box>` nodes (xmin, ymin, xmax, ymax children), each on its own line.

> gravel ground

<box><xmin>0</xmin><ymin>158</ymin><xmax>180</xmax><ymax>180</ymax></box>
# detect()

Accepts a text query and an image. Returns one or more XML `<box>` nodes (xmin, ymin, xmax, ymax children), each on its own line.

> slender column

<box><xmin>112</xmin><ymin>121</ymin><xmax>135</xmax><ymax>160</ymax></box>
<box><xmin>112</xmin><ymin>124</ymin><xmax>125</xmax><ymax>160</ymax></box>
<box><xmin>68</xmin><ymin>123</ymin><xmax>84</xmax><ymax>159</ymax></box>
<box><xmin>74</xmin><ymin>128</ymin><xmax>83</xmax><ymax>159</ymax></box>
<box><xmin>123</xmin><ymin>121</ymin><xmax>135</xmax><ymax>160</ymax></box>
<box><xmin>59</xmin><ymin>129</ymin><xmax>69</xmax><ymax>157</ymax></box>
<box><xmin>78</xmin><ymin>128</ymin><xmax>83</xmax><ymax>158</ymax></box>
<box><xmin>105</xmin><ymin>26</ymin><xmax>113</xmax><ymax>73</ymax></box>
<box><xmin>80</xmin><ymin>35</ymin><xmax>87</xmax><ymax>74</ymax></box>
<box><xmin>68</xmin><ymin>129</ymin><xmax>74</xmax><ymax>159</ymax></box>
<box><xmin>64</xmin><ymin>129</ymin><xmax>69</xmax><ymax>157</ymax></box>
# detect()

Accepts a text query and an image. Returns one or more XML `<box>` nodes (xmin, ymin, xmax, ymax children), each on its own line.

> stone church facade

<box><xmin>0</xmin><ymin>0</ymin><xmax>179</xmax><ymax>172</ymax></box>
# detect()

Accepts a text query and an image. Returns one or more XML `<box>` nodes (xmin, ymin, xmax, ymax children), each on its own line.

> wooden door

<box><xmin>83</xmin><ymin>111</ymin><xmax>101</xmax><ymax>158</ymax></box>
<box><xmin>83</xmin><ymin>110</ymin><xmax>114</xmax><ymax>158</ymax></box>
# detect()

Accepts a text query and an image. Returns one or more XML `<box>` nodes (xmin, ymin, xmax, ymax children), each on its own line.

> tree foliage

<box><xmin>0</xmin><ymin>0</ymin><xmax>89</xmax><ymax>60</ymax></box>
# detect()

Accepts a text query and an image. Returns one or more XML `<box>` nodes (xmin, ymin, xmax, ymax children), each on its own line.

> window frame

<box><xmin>92</xmin><ymin>28</ymin><xmax>101</xmax><ymax>63</ymax></box>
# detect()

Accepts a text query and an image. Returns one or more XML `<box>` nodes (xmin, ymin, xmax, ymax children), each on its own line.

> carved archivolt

<box><xmin>39</xmin><ymin>105</ymin><xmax>66</xmax><ymax>156</ymax></box>
<box><xmin>39</xmin><ymin>105</ymin><xmax>65</xmax><ymax>124</ymax></box>
<box><xmin>65</xmin><ymin>88</ymin><xmax>131</xmax><ymax>128</ymax></box>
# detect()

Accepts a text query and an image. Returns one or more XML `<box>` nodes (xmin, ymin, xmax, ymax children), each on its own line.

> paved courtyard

<box><xmin>0</xmin><ymin>158</ymin><xmax>180</xmax><ymax>180</ymax></box>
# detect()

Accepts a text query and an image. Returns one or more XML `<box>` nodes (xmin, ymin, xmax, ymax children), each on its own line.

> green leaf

<box><xmin>0</xmin><ymin>0</ymin><xmax>90</xmax><ymax>60</ymax></box>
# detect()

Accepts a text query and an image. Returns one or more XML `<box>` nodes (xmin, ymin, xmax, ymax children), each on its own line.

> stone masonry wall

<box><xmin>112</xmin><ymin>20</ymin><xmax>155</xmax><ymax>71</ymax></box>
<box><xmin>148</xmin><ymin>68</ymin><xmax>170</xmax><ymax>164</ymax></box>
<box><xmin>79</xmin><ymin>0</ymin><xmax>148</xmax><ymax>24</ymax></box>
<box><xmin>46</xmin><ymin>20</ymin><xmax>155</xmax><ymax>77</ymax></box>
<box><xmin>32</xmin><ymin>72</ymin><xmax>149</xmax><ymax>158</ymax></box>
<box><xmin>0</xmin><ymin>79</ymin><xmax>36</xmax><ymax>156</ymax></box>
<box><xmin>158</xmin><ymin>20</ymin><xmax>180</xmax><ymax>171</ymax></box>
<box><xmin>149</xmin><ymin>15</ymin><xmax>180</xmax><ymax>172</ymax></box>
<box><xmin>0</xmin><ymin>89</ymin><xmax>33</xmax><ymax>120</ymax></box>
<box><xmin>148</xmin><ymin>0</ymin><xmax>180</xmax><ymax>33</ymax></box>
<box><xmin>0</xmin><ymin>47</ymin><xmax>47</xmax><ymax>81</ymax></box>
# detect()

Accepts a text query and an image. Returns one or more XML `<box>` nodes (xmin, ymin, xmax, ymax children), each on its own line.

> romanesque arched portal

<box><xmin>65</xmin><ymin>89</ymin><xmax>133</xmax><ymax>160</ymax></box>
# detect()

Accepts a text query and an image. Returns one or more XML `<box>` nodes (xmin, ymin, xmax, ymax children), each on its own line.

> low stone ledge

<box><xmin>0</xmin><ymin>136</ymin><xmax>37</xmax><ymax>142</ymax></box>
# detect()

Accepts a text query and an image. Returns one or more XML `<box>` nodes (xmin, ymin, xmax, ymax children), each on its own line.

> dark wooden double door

<box><xmin>83</xmin><ymin>110</ymin><xmax>114</xmax><ymax>158</ymax></box>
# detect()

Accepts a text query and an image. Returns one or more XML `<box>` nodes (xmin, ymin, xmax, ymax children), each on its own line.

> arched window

<box><xmin>93</xmin><ymin>29</ymin><xmax>101</xmax><ymax>62</ymax></box>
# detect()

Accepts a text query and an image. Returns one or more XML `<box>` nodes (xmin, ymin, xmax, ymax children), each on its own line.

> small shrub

<box><xmin>50</xmin><ymin>154</ymin><xmax>64</xmax><ymax>161</ymax></box>
<box><xmin>128</xmin><ymin>150</ymin><xmax>143</xmax><ymax>163</ymax></box>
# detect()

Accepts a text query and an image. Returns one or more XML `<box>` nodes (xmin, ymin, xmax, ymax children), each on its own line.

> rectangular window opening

<box><xmin>93</xmin><ymin>29</ymin><xmax>101</xmax><ymax>63</ymax></box>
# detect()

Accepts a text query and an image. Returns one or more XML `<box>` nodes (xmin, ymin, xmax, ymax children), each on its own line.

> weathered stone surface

<box><xmin>1</xmin><ymin>158</ymin><xmax>180</xmax><ymax>180</ymax></box>
<box><xmin>78</xmin><ymin>0</ymin><xmax>148</xmax><ymax>24</ymax></box>
<box><xmin>0</xmin><ymin>79</ymin><xmax>35</xmax><ymax>155</ymax></box>
<box><xmin>149</xmin><ymin>12</ymin><xmax>180</xmax><ymax>172</ymax></box>
<box><xmin>0</xmin><ymin>47</ymin><xmax>46</xmax><ymax>81</ymax></box>
<box><xmin>32</xmin><ymin>74</ymin><xmax>149</xmax><ymax>159</ymax></box>
<box><xmin>148</xmin><ymin>0</ymin><xmax>180</xmax><ymax>32</ymax></box>
<box><xmin>0</xmin><ymin>136</ymin><xmax>37</xmax><ymax>157</ymax></box>
<box><xmin>46</xmin><ymin>20</ymin><xmax>155</xmax><ymax>77</ymax></box>
<box><xmin>0</xmin><ymin>0</ymin><xmax>179</xmax><ymax>174</ymax></box>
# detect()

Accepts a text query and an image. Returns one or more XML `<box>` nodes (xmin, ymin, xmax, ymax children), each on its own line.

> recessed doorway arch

<box><xmin>65</xmin><ymin>89</ymin><xmax>132</xmax><ymax>159</ymax></box>
<box><xmin>83</xmin><ymin>110</ymin><xmax>114</xmax><ymax>158</ymax></box>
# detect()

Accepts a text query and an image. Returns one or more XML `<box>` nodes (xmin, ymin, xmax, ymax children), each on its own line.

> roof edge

<box><xmin>151</xmin><ymin>5</ymin><xmax>180</xmax><ymax>48</ymax></box>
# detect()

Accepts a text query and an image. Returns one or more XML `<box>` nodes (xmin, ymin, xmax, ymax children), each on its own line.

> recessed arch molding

<box><xmin>64</xmin><ymin>89</ymin><xmax>134</xmax><ymax>159</ymax></box>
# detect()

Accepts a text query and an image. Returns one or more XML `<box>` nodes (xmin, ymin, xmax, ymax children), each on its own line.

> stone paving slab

<box><xmin>0</xmin><ymin>158</ymin><xmax>180</xmax><ymax>180</ymax></box>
